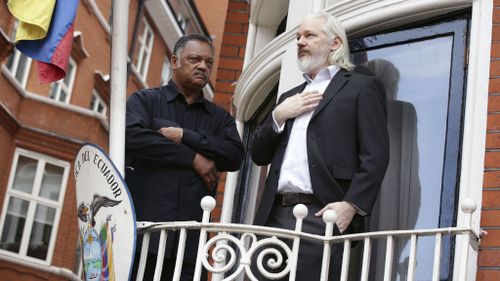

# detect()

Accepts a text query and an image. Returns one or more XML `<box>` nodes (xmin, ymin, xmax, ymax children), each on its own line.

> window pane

<box><xmin>133</xmin><ymin>25</ymin><xmax>145</xmax><ymax>68</ymax></box>
<box><xmin>5</xmin><ymin>51</ymin><xmax>16</xmax><ymax>71</ymax></box>
<box><xmin>161</xmin><ymin>58</ymin><xmax>171</xmax><ymax>84</ymax></box>
<box><xmin>39</xmin><ymin>163</ymin><xmax>64</xmax><ymax>201</ymax></box>
<box><xmin>12</xmin><ymin>156</ymin><xmax>38</xmax><ymax>194</ymax></box>
<box><xmin>15</xmin><ymin>53</ymin><xmax>29</xmax><ymax>83</ymax></box>
<box><xmin>97</xmin><ymin>103</ymin><xmax>104</xmax><ymax>114</ymax></box>
<box><xmin>49</xmin><ymin>83</ymin><xmax>58</xmax><ymax>99</ymax></box>
<box><xmin>26</xmin><ymin>204</ymin><xmax>55</xmax><ymax>260</ymax></box>
<box><xmin>362</xmin><ymin>36</ymin><xmax>453</xmax><ymax>229</ymax></box>
<box><xmin>90</xmin><ymin>95</ymin><xmax>97</xmax><ymax>110</ymax></box>
<box><xmin>133</xmin><ymin>44</ymin><xmax>141</xmax><ymax>67</ymax></box>
<box><xmin>63</xmin><ymin>64</ymin><xmax>73</xmax><ymax>85</ymax></box>
<box><xmin>0</xmin><ymin>197</ymin><xmax>29</xmax><ymax>253</ymax></box>
<box><xmin>146</xmin><ymin>30</ymin><xmax>153</xmax><ymax>46</ymax></box>
<box><xmin>353</xmin><ymin>35</ymin><xmax>456</xmax><ymax>281</ymax></box>
<box><xmin>140</xmin><ymin>51</ymin><xmax>148</xmax><ymax>76</ymax></box>
<box><xmin>133</xmin><ymin>19</ymin><xmax>153</xmax><ymax>80</ymax></box>
<box><xmin>59</xmin><ymin>89</ymin><xmax>68</xmax><ymax>102</ymax></box>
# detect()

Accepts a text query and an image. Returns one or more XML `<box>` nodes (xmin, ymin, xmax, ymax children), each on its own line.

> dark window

<box><xmin>232</xmin><ymin>85</ymin><xmax>278</xmax><ymax>224</ymax></box>
<box><xmin>349</xmin><ymin>13</ymin><xmax>469</xmax><ymax>281</ymax></box>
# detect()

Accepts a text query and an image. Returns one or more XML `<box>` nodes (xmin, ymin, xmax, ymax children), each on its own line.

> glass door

<box><xmin>349</xmin><ymin>14</ymin><xmax>469</xmax><ymax>281</ymax></box>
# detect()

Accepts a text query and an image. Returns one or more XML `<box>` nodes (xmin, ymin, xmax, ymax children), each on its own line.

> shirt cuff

<box><xmin>180</xmin><ymin>128</ymin><xmax>204</xmax><ymax>151</ymax></box>
<box><xmin>348</xmin><ymin>202</ymin><xmax>367</xmax><ymax>216</ymax></box>
<box><xmin>272</xmin><ymin>111</ymin><xmax>285</xmax><ymax>133</ymax></box>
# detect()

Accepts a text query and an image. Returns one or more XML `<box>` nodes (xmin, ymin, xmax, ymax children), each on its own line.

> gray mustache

<box><xmin>195</xmin><ymin>72</ymin><xmax>207</xmax><ymax>79</ymax></box>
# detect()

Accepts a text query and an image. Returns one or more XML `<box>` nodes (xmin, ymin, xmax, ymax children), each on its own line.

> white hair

<box><xmin>303</xmin><ymin>12</ymin><xmax>354</xmax><ymax>70</ymax></box>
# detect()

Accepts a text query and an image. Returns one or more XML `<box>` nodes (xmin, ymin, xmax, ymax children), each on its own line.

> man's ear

<box><xmin>330</xmin><ymin>37</ymin><xmax>342</xmax><ymax>51</ymax></box>
<box><xmin>171</xmin><ymin>55</ymin><xmax>178</xmax><ymax>69</ymax></box>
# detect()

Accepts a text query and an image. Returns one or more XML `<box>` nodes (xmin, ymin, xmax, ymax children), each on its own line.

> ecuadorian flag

<box><xmin>7</xmin><ymin>0</ymin><xmax>79</xmax><ymax>83</ymax></box>
<box><xmin>100</xmin><ymin>221</ymin><xmax>116</xmax><ymax>281</ymax></box>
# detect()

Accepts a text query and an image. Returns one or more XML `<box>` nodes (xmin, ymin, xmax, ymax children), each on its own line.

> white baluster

<box><xmin>407</xmin><ymin>234</ymin><xmax>417</xmax><ymax>281</ymax></box>
<box><xmin>432</xmin><ymin>233</ymin><xmax>442</xmax><ymax>281</ymax></box>
<box><xmin>340</xmin><ymin>240</ymin><xmax>351</xmax><ymax>281</ymax></box>
<box><xmin>173</xmin><ymin>228</ymin><xmax>188</xmax><ymax>281</ymax></box>
<box><xmin>136</xmin><ymin>232</ymin><xmax>151</xmax><ymax>281</ymax></box>
<box><xmin>153</xmin><ymin>230</ymin><xmax>168</xmax><ymax>281</ymax></box>
<box><xmin>194</xmin><ymin>196</ymin><xmax>216</xmax><ymax>281</ymax></box>
<box><xmin>383</xmin><ymin>235</ymin><xmax>394</xmax><ymax>281</ymax></box>
<box><xmin>320</xmin><ymin>210</ymin><xmax>338</xmax><ymax>281</ymax></box>
<box><xmin>458</xmin><ymin>198</ymin><xmax>476</xmax><ymax>281</ymax></box>
<box><xmin>360</xmin><ymin>237</ymin><xmax>371</xmax><ymax>281</ymax></box>
<box><xmin>289</xmin><ymin>204</ymin><xmax>308</xmax><ymax>281</ymax></box>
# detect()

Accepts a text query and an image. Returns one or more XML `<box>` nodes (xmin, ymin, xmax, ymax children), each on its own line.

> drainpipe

<box><xmin>109</xmin><ymin>0</ymin><xmax>130</xmax><ymax>175</ymax></box>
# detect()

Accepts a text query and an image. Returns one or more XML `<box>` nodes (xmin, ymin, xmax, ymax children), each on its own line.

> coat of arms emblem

<box><xmin>78</xmin><ymin>194</ymin><xmax>121</xmax><ymax>281</ymax></box>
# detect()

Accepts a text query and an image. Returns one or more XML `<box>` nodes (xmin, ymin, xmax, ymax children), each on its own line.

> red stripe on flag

<box><xmin>37</xmin><ymin>24</ymin><xmax>74</xmax><ymax>83</ymax></box>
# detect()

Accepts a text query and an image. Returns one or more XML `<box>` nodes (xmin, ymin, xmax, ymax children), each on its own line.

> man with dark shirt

<box><xmin>126</xmin><ymin>34</ymin><xmax>244</xmax><ymax>281</ymax></box>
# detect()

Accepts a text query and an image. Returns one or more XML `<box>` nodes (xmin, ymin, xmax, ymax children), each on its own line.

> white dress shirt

<box><xmin>274</xmin><ymin>65</ymin><xmax>340</xmax><ymax>194</ymax></box>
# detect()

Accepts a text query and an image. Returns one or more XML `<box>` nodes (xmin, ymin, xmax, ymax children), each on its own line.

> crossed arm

<box><xmin>125</xmin><ymin>92</ymin><xmax>244</xmax><ymax>190</ymax></box>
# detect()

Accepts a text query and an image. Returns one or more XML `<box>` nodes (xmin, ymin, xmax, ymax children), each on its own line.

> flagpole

<box><xmin>109</xmin><ymin>0</ymin><xmax>130</xmax><ymax>176</ymax></box>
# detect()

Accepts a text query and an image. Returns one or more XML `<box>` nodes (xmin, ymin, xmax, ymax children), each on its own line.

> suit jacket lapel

<box><xmin>311</xmin><ymin>69</ymin><xmax>350</xmax><ymax>120</ymax></box>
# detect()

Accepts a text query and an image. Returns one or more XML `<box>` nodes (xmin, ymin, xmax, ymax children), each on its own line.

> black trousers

<box><xmin>251</xmin><ymin>202</ymin><xmax>344</xmax><ymax>281</ymax></box>
<box><xmin>130</xmin><ymin>251</ymin><xmax>207</xmax><ymax>281</ymax></box>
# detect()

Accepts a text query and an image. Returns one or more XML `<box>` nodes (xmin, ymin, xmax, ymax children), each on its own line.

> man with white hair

<box><xmin>251</xmin><ymin>12</ymin><xmax>389</xmax><ymax>280</ymax></box>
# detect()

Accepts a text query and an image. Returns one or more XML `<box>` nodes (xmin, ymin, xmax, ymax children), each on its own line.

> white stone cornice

<box><xmin>249</xmin><ymin>0</ymin><xmax>289</xmax><ymax>26</ymax></box>
<box><xmin>235</xmin><ymin>0</ymin><xmax>474</xmax><ymax>122</ymax></box>
<box><xmin>234</xmin><ymin>31</ymin><xmax>291</xmax><ymax>120</ymax></box>
<box><xmin>327</xmin><ymin>0</ymin><xmax>472</xmax><ymax>36</ymax></box>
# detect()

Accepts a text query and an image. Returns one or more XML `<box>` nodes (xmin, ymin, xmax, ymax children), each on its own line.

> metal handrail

<box><xmin>135</xmin><ymin>197</ymin><xmax>479</xmax><ymax>281</ymax></box>
<box><xmin>139</xmin><ymin>222</ymin><xmax>478</xmax><ymax>243</ymax></box>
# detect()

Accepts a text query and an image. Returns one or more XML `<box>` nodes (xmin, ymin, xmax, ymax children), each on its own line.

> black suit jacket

<box><xmin>251</xmin><ymin>69</ymin><xmax>390</xmax><ymax>232</ymax></box>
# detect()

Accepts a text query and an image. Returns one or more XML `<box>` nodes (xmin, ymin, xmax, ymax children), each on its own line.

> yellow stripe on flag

<box><xmin>7</xmin><ymin>0</ymin><xmax>56</xmax><ymax>41</ymax></box>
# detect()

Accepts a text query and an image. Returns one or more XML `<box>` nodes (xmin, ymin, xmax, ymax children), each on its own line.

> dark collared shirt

<box><xmin>125</xmin><ymin>80</ymin><xmax>243</xmax><ymax>222</ymax></box>
<box><xmin>125</xmin><ymin>80</ymin><xmax>243</xmax><ymax>260</ymax></box>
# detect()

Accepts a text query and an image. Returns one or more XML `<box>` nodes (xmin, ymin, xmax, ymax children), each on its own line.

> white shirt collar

<box><xmin>303</xmin><ymin>65</ymin><xmax>340</xmax><ymax>84</ymax></box>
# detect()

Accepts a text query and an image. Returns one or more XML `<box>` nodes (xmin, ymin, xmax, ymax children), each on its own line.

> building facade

<box><xmin>215</xmin><ymin>0</ymin><xmax>497</xmax><ymax>280</ymax></box>
<box><xmin>0</xmin><ymin>0</ymin><xmax>218</xmax><ymax>279</ymax></box>
<box><xmin>1</xmin><ymin>0</ymin><xmax>498</xmax><ymax>280</ymax></box>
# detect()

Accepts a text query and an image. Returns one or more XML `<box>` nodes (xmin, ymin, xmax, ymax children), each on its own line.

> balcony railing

<box><xmin>134</xmin><ymin>197</ymin><xmax>479</xmax><ymax>281</ymax></box>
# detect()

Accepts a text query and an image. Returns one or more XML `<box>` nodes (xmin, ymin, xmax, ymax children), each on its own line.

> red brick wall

<box><xmin>0</xmin><ymin>117</ymin><xmax>15</xmax><ymax>227</ymax></box>
<box><xmin>0</xmin><ymin>1</ymin><xmax>13</xmax><ymax>32</ymax></box>
<box><xmin>0</xmin><ymin>0</ymin><xmax>170</xmax><ymax>279</ymax></box>
<box><xmin>478</xmin><ymin>2</ymin><xmax>500</xmax><ymax>280</ymax></box>
<box><xmin>194</xmin><ymin>0</ymin><xmax>229</xmax><ymax>86</ymax></box>
<box><xmin>0</xmin><ymin>261</ymin><xmax>69</xmax><ymax>281</ymax></box>
<box><xmin>211</xmin><ymin>0</ymin><xmax>250</xmax><ymax>222</ymax></box>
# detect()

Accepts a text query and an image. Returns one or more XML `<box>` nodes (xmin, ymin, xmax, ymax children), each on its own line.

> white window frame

<box><xmin>49</xmin><ymin>57</ymin><xmax>77</xmax><ymax>104</ymax></box>
<box><xmin>133</xmin><ymin>18</ymin><xmax>154</xmax><ymax>81</ymax></box>
<box><xmin>5</xmin><ymin>49</ymin><xmax>32</xmax><ymax>88</ymax></box>
<box><xmin>4</xmin><ymin>20</ymin><xmax>32</xmax><ymax>88</ymax></box>
<box><xmin>177</xmin><ymin>14</ymin><xmax>188</xmax><ymax>31</ymax></box>
<box><xmin>161</xmin><ymin>56</ymin><xmax>171</xmax><ymax>85</ymax></box>
<box><xmin>0</xmin><ymin>148</ymin><xmax>70</xmax><ymax>265</ymax></box>
<box><xmin>90</xmin><ymin>89</ymin><xmax>108</xmax><ymax>116</ymax></box>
